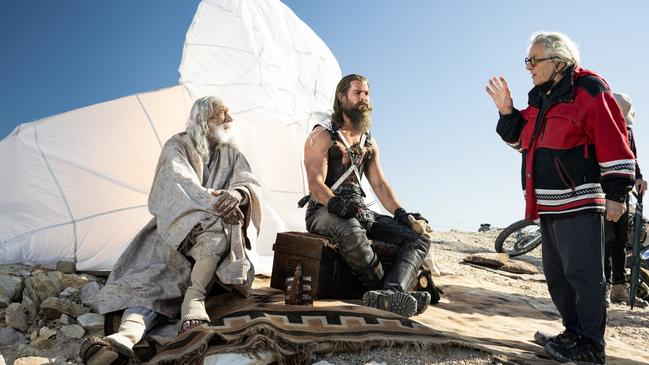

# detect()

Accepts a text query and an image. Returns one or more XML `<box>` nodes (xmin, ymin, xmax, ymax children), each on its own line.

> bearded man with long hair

<box><xmin>80</xmin><ymin>96</ymin><xmax>261</xmax><ymax>364</ymax></box>
<box><xmin>301</xmin><ymin>74</ymin><xmax>434</xmax><ymax>318</ymax></box>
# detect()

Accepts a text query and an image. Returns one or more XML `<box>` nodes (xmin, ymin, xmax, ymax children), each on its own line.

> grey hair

<box><xmin>186</xmin><ymin>96</ymin><xmax>223</xmax><ymax>162</ymax></box>
<box><xmin>529</xmin><ymin>31</ymin><xmax>580</xmax><ymax>67</ymax></box>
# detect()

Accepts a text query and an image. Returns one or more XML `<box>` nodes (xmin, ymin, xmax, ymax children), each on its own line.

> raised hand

<box><xmin>485</xmin><ymin>76</ymin><xmax>514</xmax><ymax>115</ymax></box>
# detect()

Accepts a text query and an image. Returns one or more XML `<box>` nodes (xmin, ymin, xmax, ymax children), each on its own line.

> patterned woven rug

<box><xmin>143</xmin><ymin>278</ymin><xmax>649</xmax><ymax>365</ymax></box>
<box><xmin>148</xmin><ymin>287</ymin><xmax>467</xmax><ymax>365</ymax></box>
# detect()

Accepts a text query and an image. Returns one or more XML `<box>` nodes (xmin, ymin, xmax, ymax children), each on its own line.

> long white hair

<box><xmin>186</xmin><ymin>96</ymin><xmax>223</xmax><ymax>162</ymax></box>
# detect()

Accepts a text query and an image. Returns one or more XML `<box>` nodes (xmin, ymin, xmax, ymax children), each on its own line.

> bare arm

<box><xmin>364</xmin><ymin>139</ymin><xmax>401</xmax><ymax>214</ymax></box>
<box><xmin>304</xmin><ymin>127</ymin><xmax>335</xmax><ymax>205</ymax></box>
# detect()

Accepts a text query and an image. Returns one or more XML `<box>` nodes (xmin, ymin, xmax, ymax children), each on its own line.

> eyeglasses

<box><xmin>524</xmin><ymin>56</ymin><xmax>557</xmax><ymax>67</ymax></box>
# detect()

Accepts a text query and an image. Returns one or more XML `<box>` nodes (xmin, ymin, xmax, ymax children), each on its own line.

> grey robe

<box><xmin>96</xmin><ymin>133</ymin><xmax>261</xmax><ymax>318</ymax></box>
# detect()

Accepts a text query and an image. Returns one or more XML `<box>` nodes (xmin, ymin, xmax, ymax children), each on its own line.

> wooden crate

<box><xmin>270</xmin><ymin>232</ymin><xmax>395</xmax><ymax>299</ymax></box>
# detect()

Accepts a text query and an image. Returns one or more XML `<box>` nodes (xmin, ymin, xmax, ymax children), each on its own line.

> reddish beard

<box><xmin>343</xmin><ymin>102</ymin><xmax>372</xmax><ymax>133</ymax></box>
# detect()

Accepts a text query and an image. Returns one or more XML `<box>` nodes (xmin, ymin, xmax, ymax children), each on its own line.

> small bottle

<box><xmin>284</xmin><ymin>265</ymin><xmax>313</xmax><ymax>305</ymax></box>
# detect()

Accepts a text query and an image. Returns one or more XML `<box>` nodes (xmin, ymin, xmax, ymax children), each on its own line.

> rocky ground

<box><xmin>1</xmin><ymin>228</ymin><xmax>648</xmax><ymax>364</ymax></box>
<box><xmin>0</xmin><ymin>264</ymin><xmax>106</xmax><ymax>365</ymax></box>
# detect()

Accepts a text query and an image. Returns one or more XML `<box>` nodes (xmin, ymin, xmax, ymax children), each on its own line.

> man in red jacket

<box><xmin>485</xmin><ymin>32</ymin><xmax>635</xmax><ymax>364</ymax></box>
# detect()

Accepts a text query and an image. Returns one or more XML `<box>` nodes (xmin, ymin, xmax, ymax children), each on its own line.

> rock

<box><xmin>60</xmin><ymin>324</ymin><xmax>85</xmax><ymax>338</ymax></box>
<box><xmin>17</xmin><ymin>343</ymin><xmax>40</xmax><ymax>357</ymax></box>
<box><xmin>61</xmin><ymin>273</ymin><xmax>100</xmax><ymax>289</ymax></box>
<box><xmin>0</xmin><ymin>295</ymin><xmax>9</xmax><ymax>308</ymax></box>
<box><xmin>60</xmin><ymin>313</ymin><xmax>76</xmax><ymax>325</ymax></box>
<box><xmin>30</xmin><ymin>330</ymin><xmax>38</xmax><ymax>341</ymax></box>
<box><xmin>0</xmin><ymin>354</ymin><xmax>5</xmax><ymax>365</ymax></box>
<box><xmin>22</xmin><ymin>294</ymin><xmax>38</xmax><ymax>319</ymax></box>
<box><xmin>30</xmin><ymin>327</ymin><xmax>57</xmax><ymax>350</ymax></box>
<box><xmin>0</xmin><ymin>263</ymin><xmax>33</xmax><ymax>276</ymax></box>
<box><xmin>56</xmin><ymin>260</ymin><xmax>76</xmax><ymax>273</ymax></box>
<box><xmin>46</xmin><ymin>271</ymin><xmax>63</xmax><ymax>281</ymax></box>
<box><xmin>77</xmin><ymin>312</ymin><xmax>104</xmax><ymax>333</ymax></box>
<box><xmin>50</xmin><ymin>341</ymin><xmax>82</xmax><ymax>363</ymax></box>
<box><xmin>50</xmin><ymin>356</ymin><xmax>68</xmax><ymax>364</ymax></box>
<box><xmin>38</xmin><ymin>326</ymin><xmax>57</xmax><ymax>339</ymax></box>
<box><xmin>40</xmin><ymin>297</ymin><xmax>89</xmax><ymax>319</ymax></box>
<box><xmin>80</xmin><ymin>281</ymin><xmax>102</xmax><ymax>312</ymax></box>
<box><xmin>0</xmin><ymin>326</ymin><xmax>27</xmax><ymax>346</ymax></box>
<box><xmin>0</xmin><ymin>273</ymin><xmax>25</xmax><ymax>301</ymax></box>
<box><xmin>23</xmin><ymin>272</ymin><xmax>63</xmax><ymax>317</ymax></box>
<box><xmin>59</xmin><ymin>287</ymin><xmax>79</xmax><ymax>299</ymax></box>
<box><xmin>13</xmin><ymin>357</ymin><xmax>50</xmax><ymax>365</ymax></box>
<box><xmin>6</xmin><ymin>302</ymin><xmax>29</xmax><ymax>332</ymax></box>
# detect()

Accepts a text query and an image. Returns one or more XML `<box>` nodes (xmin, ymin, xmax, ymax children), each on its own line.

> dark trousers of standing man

<box><xmin>540</xmin><ymin>213</ymin><xmax>606</xmax><ymax>351</ymax></box>
<box><xmin>604</xmin><ymin>207</ymin><xmax>629</xmax><ymax>285</ymax></box>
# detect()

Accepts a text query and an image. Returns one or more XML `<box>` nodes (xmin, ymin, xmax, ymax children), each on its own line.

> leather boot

<box><xmin>362</xmin><ymin>289</ymin><xmax>417</xmax><ymax>317</ymax></box>
<box><xmin>382</xmin><ymin>237</ymin><xmax>430</xmax><ymax>292</ymax></box>
<box><xmin>409</xmin><ymin>291</ymin><xmax>431</xmax><ymax>314</ymax></box>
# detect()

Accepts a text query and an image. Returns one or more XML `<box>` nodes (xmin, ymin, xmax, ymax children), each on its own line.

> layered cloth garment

<box><xmin>97</xmin><ymin>133</ymin><xmax>261</xmax><ymax>318</ymax></box>
<box><xmin>497</xmin><ymin>66</ymin><xmax>636</xmax><ymax>221</ymax></box>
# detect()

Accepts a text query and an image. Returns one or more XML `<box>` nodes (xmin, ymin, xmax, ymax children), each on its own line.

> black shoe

<box><xmin>362</xmin><ymin>290</ymin><xmax>417</xmax><ymax>317</ymax></box>
<box><xmin>544</xmin><ymin>339</ymin><xmax>605</xmax><ymax>364</ymax></box>
<box><xmin>533</xmin><ymin>329</ymin><xmax>579</xmax><ymax>347</ymax></box>
<box><xmin>409</xmin><ymin>291</ymin><xmax>431</xmax><ymax>314</ymax></box>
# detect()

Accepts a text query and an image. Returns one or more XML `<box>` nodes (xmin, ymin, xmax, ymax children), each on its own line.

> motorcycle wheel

<box><xmin>495</xmin><ymin>220</ymin><xmax>542</xmax><ymax>257</ymax></box>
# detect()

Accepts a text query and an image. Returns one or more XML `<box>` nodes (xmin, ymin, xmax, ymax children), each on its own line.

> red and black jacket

<box><xmin>497</xmin><ymin>66</ymin><xmax>635</xmax><ymax>221</ymax></box>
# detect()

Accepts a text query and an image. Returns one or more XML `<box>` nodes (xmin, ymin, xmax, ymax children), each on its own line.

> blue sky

<box><xmin>2</xmin><ymin>0</ymin><xmax>648</xmax><ymax>230</ymax></box>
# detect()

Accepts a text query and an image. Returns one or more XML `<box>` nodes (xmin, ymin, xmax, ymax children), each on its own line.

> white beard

<box><xmin>209</xmin><ymin>125</ymin><xmax>235</xmax><ymax>145</ymax></box>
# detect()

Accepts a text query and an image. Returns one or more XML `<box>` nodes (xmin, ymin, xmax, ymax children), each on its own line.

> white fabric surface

<box><xmin>0</xmin><ymin>0</ymin><xmax>342</xmax><ymax>274</ymax></box>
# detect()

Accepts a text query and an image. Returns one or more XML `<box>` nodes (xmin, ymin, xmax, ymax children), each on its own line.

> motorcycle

<box><xmin>495</xmin><ymin>193</ymin><xmax>649</xmax><ymax>258</ymax></box>
<box><xmin>494</xmin><ymin>219</ymin><xmax>542</xmax><ymax>257</ymax></box>
<box><xmin>494</xmin><ymin>194</ymin><xmax>649</xmax><ymax>302</ymax></box>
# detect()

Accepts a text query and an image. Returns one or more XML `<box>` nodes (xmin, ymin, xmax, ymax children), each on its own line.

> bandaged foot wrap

<box><xmin>106</xmin><ymin>307</ymin><xmax>157</xmax><ymax>349</ymax></box>
<box><xmin>181</xmin><ymin>255</ymin><xmax>220</xmax><ymax>323</ymax></box>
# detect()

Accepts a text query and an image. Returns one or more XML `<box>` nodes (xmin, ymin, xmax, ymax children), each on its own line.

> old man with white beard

<box><xmin>80</xmin><ymin>96</ymin><xmax>261</xmax><ymax>364</ymax></box>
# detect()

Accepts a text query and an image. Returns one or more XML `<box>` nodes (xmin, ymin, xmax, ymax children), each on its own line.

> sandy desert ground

<box><xmin>1</xmin><ymin>228</ymin><xmax>648</xmax><ymax>365</ymax></box>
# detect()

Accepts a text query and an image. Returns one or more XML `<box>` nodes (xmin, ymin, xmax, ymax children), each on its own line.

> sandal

<box><xmin>80</xmin><ymin>336</ymin><xmax>139</xmax><ymax>365</ymax></box>
<box><xmin>179</xmin><ymin>319</ymin><xmax>209</xmax><ymax>334</ymax></box>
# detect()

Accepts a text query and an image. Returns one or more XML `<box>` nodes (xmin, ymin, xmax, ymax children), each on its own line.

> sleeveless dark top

<box><xmin>324</xmin><ymin>127</ymin><xmax>373</xmax><ymax>189</ymax></box>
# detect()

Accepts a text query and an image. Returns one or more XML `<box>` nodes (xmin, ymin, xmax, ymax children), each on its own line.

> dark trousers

<box><xmin>305</xmin><ymin>204</ymin><xmax>430</xmax><ymax>292</ymax></box>
<box><xmin>540</xmin><ymin>213</ymin><xmax>606</xmax><ymax>351</ymax></box>
<box><xmin>604</xmin><ymin>210</ymin><xmax>629</xmax><ymax>284</ymax></box>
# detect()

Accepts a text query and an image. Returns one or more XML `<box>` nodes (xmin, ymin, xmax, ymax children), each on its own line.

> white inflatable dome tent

<box><xmin>0</xmin><ymin>0</ymin><xmax>345</xmax><ymax>274</ymax></box>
